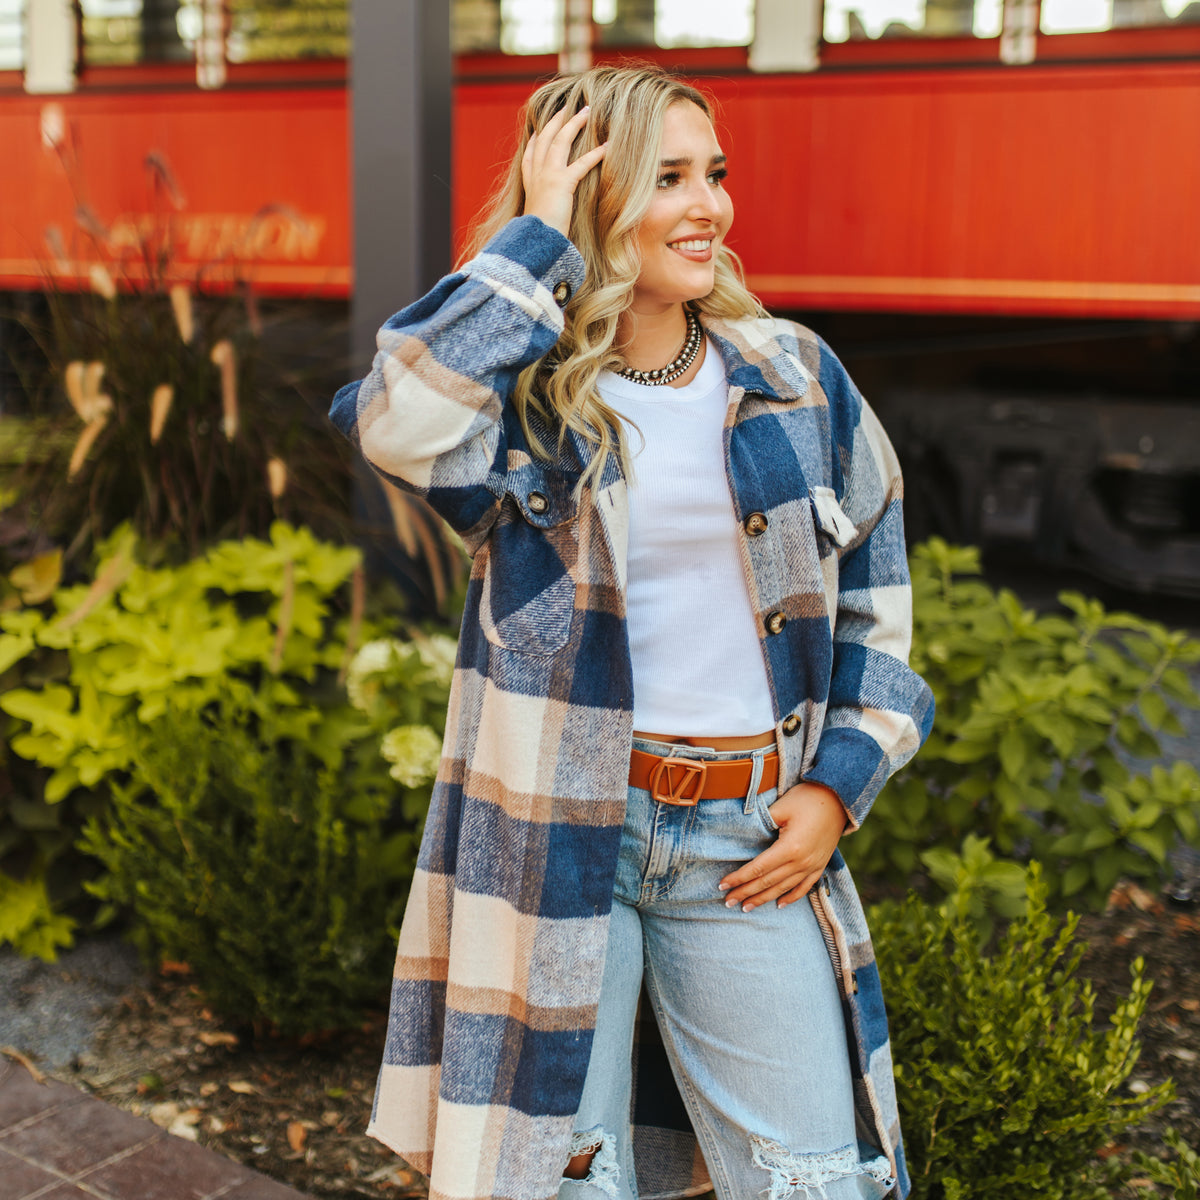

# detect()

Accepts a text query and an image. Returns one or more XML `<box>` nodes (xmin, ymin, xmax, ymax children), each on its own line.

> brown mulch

<box><xmin>67</xmin><ymin>980</ymin><xmax>416</xmax><ymax>1200</ymax></box>
<box><xmin>1075</xmin><ymin>885</ymin><xmax>1200</xmax><ymax>1157</ymax></box>
<box><xmin>56</xmin><ymin>889</ymin><xmax>1199</xmax><ymax>1200</ymax></box>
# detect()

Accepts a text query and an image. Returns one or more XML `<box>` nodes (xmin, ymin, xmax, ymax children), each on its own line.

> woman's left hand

<box><xmin>718</xmin><ymin>782</ymin><xmax>848</xmax><ymax>911</ymax></box>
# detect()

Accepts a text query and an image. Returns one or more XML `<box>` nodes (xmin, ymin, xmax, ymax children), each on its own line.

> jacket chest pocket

<box><xmin>478</xmin><ymin>478</ymin><xmax>577</xmax><ymax>657</ymax></box>
<box><xmin>810</xmin><ymin>486</ymin><xmax>857</xmax><ymax>556</ymax></box>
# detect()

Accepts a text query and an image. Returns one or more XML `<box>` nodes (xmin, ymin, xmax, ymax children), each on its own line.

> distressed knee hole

<box><xmin>749</xmin><ymin>1136</ymin><xmax>896</xmax><ymax>1200</ymax></box>
<box><xmin>561</xmin><ymin>1126</ymin><xmax>620</xmax><ymax>1197</ymax></box>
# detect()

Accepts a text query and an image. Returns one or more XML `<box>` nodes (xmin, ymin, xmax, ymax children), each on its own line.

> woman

<box><xmin>332</xmin><ymin>64</ymin><xmax>933</xmax><ymax>1200</ymax></box>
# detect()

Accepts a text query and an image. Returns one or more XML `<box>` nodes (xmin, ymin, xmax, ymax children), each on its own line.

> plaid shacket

<box><xmin>330</xmin><ymin>215</ymin><xmax>935</xmax><ymax>1200</ymax></box>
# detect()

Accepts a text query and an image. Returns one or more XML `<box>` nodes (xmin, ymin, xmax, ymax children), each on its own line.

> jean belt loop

<box><xmin>743</xmin><ymin>748</ymin><xmax>765</xmax><ymax>813</ymax></box>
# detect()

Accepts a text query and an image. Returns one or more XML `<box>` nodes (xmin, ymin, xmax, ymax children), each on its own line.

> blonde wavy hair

<box><xmin>464</xmin><ymin>63</ymin><xmax>766</xmax><ymax>486</ymax></box>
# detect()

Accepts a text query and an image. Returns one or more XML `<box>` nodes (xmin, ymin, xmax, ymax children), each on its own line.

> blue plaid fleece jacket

<box><xmin>330</xmin><ymin>216</ymin><xmax>935</xmax><ymax>1200</ymax></box>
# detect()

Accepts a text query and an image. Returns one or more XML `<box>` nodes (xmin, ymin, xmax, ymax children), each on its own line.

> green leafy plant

<box><xmin>79</xmin><ymin>699</ymin><xmax>413</xmax><ymax>1034</ymax></box>
<box><xmin>0</xmin><ymin>518</ymin><xmax>458</xmax><ymax>1005</ymax></box>
<box><xmin>0</xmin><ymin>871</ymin><xmax>76</xmax><ymax>961</ymax></box>
<box><xmin>1133</xmin><ymin>1129</ymin><xmax>1200</xmax><ymax>1200</ymax></box>
<box><xmin>919</xmin><ymin>832</ymin><xmax>1029</xmax><ymax>935</ymax></box>
<box><xmin>847</xmin><ymin>540</ymin><xmax>1200</xmax><ymax>908</ymax></box>
<box><xmin>0</xmin><ymin>522</ymin><xmax>373</xmax><ymax>957</ymax></box>
<box><xmin>0</xmin><ymin>522</ymin><xmax>364</xmax><ymax>802</ymax></box>
<box><xmin>1</xmin><ymin>541</ymin><xmax>95</xmax><ymax>958</ymax></box>
<box><xmin>872</xmin><ymin>864</ymin><xmax>1172</xmax><ymax>1199</ymax></box>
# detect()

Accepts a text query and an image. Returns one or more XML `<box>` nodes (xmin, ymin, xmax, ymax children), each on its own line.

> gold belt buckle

<box><xmin>648</xmin><ymin>756</ymin><xmax>708</xmax><ymax>806</ymax></box>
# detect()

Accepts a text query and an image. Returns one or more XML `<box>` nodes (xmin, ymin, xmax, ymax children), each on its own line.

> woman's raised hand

<box><xmin>521</xmin><ymin>105</ymin><xmax>608</xmax><ymax>238</ymax></box>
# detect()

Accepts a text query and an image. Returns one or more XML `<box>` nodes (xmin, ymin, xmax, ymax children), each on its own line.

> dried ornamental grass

<box><xmin>89</xmin><ymin>263</ymin><xmax>116</xmax><ymax>300</ymax></box>
<box><xmin>67</xmin><ymin>417</ymin><xmax>109</xmax><ymax>480</ymax></box>
<box><xmin>16</xmin><ymin>156</ymin><xmax>362</xmax><ymax>568</ymax></box>
<box><xmin>336</xmin><ymin>564</ymin><xmax>366</xmax><ymax>686</ymax></box>
<box><xmin>269</xmin><ymin>559</ymin><xmax>296</xmax><ymax>675</ymax></box>
<box><xmin>149</xmin><ymin>384</ymin><xmax>174</xmax><ymax>445</ymax></box>
<box><xmin>63</xmin><ymin>361</ymin><xmax>86</xmax><ymax>413</ymax></box>
<box><xmin>210</xmin><ymin>340</ymin><xmax>238</xmax><ymax>439</ymax></box>
<box><xmin>63</xmin><ymin>359</ymin><xmax>114</xmax><ymax>479</ymax></box>
<box><xmin>168</xmin><ymin>284</ymin><xmax>194</xmax><ymax>344</ymax></box>
<box><xmin>64</xmin><ymin>360</ymin><xmax>112</xmax><ymax>424</ymax></box>
<box><xmin>266</xmin><ymin>457</ymin><xmax>287</xmax><ymax>499</ymax></box>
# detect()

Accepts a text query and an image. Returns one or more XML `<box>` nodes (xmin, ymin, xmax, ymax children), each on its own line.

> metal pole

<box><xmin>350</xmin><ymin>0</ymin><xmax>452</xmax><ymax>369</ymax></box>
<box><xmin>349</xmin><ymin>0</ymin><xmax>452</xmax><ymax>613</ymax></box>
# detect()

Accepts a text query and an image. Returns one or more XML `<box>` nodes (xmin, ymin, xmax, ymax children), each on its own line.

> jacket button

<box><xmin>851</xmin><ymin>971</ymin><xmax>859</xmax><ymax>994</ymax></box>
<box><xmin>552</xmin><ymin>281</ymin><xmax>571</xmax><ymax>307</ymax></box>
<box><xmin>744</xmin><ymin>511</ymin><xmax>768</xmax><ymax>537</ymax></box>
<box><xmin>527</xmin><ymin>491</ymin><xmax>549</xmax><ymax>514</ymax></box>
<box><xmin>765</xmin><ymin>611</ymin><xmax>787</xmax><ymax>636</ymax></box>
<box><xmin>781</xmin><ymin>714</ymin><xmax>801</xmax><ymax>736</ymax></box>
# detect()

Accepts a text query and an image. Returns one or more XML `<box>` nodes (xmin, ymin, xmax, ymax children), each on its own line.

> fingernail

<box><xmin>582</xmin><ymin>104</ymin><xmax>590</xmax><ymax>112</ymax></box>
<box><xmin>741</xmin><ymin>902</ymin><xmax>754</xmax><ymax>913</ymax></box>
<box><xmin>725</xmin><ymin>898</ymin><xmax>737</xmax><ymax>909</ymax></box>
<box><xmin>717</xmin><ymin>883</ymin><xmax>730</xmax><ymax>892</ymax></box>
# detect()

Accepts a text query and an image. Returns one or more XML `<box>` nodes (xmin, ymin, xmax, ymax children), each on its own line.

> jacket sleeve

<box><xmin>801</xmin><ymin>345</ymin><xmax>935</xmax><ymax>830</ymax></box>
<box><xmin>328</xmin><ymin>216</ymin><xmax>586</xmax><ymax>552</ymax></box>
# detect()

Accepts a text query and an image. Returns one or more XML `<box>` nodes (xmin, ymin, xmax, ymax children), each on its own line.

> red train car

<box><xmin>3</xmin><ymin>1</ymin><xmax>1199</xmax><ymax>591</ymax></box>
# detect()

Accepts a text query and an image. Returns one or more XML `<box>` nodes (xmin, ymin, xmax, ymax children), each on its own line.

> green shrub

<box><xmin>78</xmin><ymin>699</ymin><xmax>419</xmax><ymax>1035</ymax></box>
<box><xmin>846</xmin><ymin>540</ymin><xmax>1200</xmax><ymax>908</ymax></box>
<box><xmin>1</xmin><ymin>543</ymin><xmax>94</xmax><ymax>957</ymax></box>
<box><xmin>873</xmin><ymin>864</ymin><xmax>1172</xmax><ymax>1199</ymax></box>
<box><xmin>0</xmin><ymin>520</ymin><xmax>456</xmax><ymax>1024</ymax></box>
<box><xmin>0</xmin><ymin>871</ymin><xmax>76</xmax><ymax>961</ymax></box>
<box><xmin>1133</xmin><ymin>1129</ymin><xmax>1200</xmax><ymax>1200</ymax></box>
<box><xmin>918</xmin><ymin>832</ymin><xmax>1029</xmax><ymax>938</ymax></box>
<box><xmin>0</xmin><ymin>522</ymin><xmax>366</xmax><ymax>805</ymax></box>
<box><xmin>0</xmin><ymin>522</ymin><xmax>380</xmax><ymax>958</ymax></box>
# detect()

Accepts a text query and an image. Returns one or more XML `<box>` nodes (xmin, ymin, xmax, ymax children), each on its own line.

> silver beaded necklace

<box><xmin>616</xmin><ymin>308</ymin><xmax>702</xmax><ymax>387</ymax></box>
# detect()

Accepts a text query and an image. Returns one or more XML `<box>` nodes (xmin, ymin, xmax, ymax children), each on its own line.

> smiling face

<box><xmin>630</xmin><ymin>100</ymin><xmax>734</xmax><ymax>315</ymax></box>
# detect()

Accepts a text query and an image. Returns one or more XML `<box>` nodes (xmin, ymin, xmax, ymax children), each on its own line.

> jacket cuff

<box><xmin>802</xmin><ymin>726</ymin><xmax>894</xmax><ymax>831</ymax></box>
<box><xmin>469</xmin><ymin>216</ymin><xmax>587</xmax><ymax>327</ymax></box>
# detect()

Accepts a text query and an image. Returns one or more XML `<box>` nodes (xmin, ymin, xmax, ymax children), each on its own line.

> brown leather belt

<box><xmin>630</xmin><ymin>747</ymin><xmax>780</xmax><ymax>807</ymax></box>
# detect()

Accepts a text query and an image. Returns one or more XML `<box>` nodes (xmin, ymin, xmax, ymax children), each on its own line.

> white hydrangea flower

<box><xmin>414</xmin><ymin>632</ymin><xmax>457</xmax><ymax>686</ymax></box>
<box><xmin>380</xmin><ymin>724</ymin><xmax>443</xmax><ymax>788</ymax></box>
<box><xmin>345</xmin><ymin>638</ymin><xmax>404</xmax><ymax>712</ymax></box>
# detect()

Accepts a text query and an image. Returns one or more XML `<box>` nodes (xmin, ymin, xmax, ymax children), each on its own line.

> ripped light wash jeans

<box><xmin>559</xmin><ymin>738</ymin><xmax>896</xmax><ymax>1200</ymax></box>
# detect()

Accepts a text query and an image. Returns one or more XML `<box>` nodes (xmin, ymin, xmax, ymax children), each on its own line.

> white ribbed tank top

<box><xmin>596</xmin><ymin>340</ymin><xmax>775</xmax><ymax>736</ymax></box>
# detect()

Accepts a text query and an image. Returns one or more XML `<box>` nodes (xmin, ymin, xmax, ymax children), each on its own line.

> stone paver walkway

<box><xmin>0</xmin><ymin>1058</ymin><xmax>308</xmax><ymax>1200</ymax></box>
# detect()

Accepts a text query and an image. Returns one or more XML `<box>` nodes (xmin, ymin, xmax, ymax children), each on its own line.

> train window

<box><xmin>80</xmin><ymin>0</ymin><xmax>140</xmax><ymax>64</ymax></box>
<box><xmin>823</xmin><ymin>0</ymin><xmax>1003</xmax><ymax>40</ymax></box>
<box><xmin>498</xmin><ymin>0</ymin><xmax>564</xmax><ymax>53</ymax></box>
<box><xmin>1040</xmin><ymin>0</ymin><xmax>1199</xmax><ymax>31</ymax></box>
<box><xmin>593</xmin><ymin>0</ymin><xmax>653</xmax><ymax>45</ymax></box>
<box><xmin>0</xmin><ymin>0</ymin><xmax>22</xmax><ymax>70</ymax></box>
<box><xmin>593</xmin><ymin>0</ymin><xmax>753</xmax><ymax>45</ymax></box>
<box><xmin>452</xmin><ymin>0</ymin><xmax>567</xmax><ymax>55</ymax></box>
<box><xmin>79</xmin><ymin>0</ymin><xmax>191</xmax><ymax>65</ymax></box>
<box><xmin>226</xmin><ymin>0</ymin><xmax>348</xmax><ymax>62</ymax></box>
<box><xmin>1040</xmin><ymin>0</ymin><xmax>1111</xmax><ymax>31</ymax></box>
<box><xmin>654</xmin><ymin>0</ymin><xmax>753</xmax><ymax>45</ymax></box>
<box><xmin>452</xmin><ymin>0</ymin><xmax>754</xmax><ymax>52</ymax></box>
<box><xmin>453</xmin><ymin>0</ymin><xmax>501</xmax><ymax>51</ymax></box>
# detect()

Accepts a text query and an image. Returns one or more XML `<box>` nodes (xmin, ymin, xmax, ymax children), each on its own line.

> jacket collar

<box><xmin>702</xmin><ymin>314</ymin><xmax>812</xmax><ymax>403</ymax></box>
